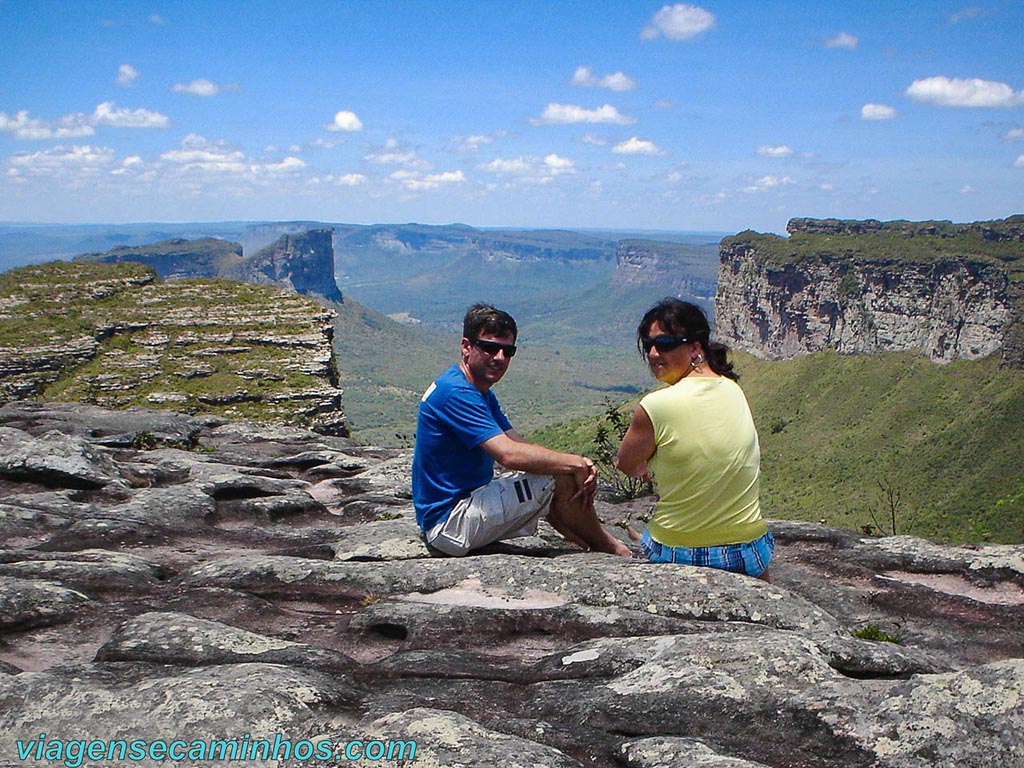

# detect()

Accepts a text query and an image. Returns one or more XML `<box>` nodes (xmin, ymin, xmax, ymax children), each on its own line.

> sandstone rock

<box><xmin>0</xmin><ymin>426</ymin><xmax>121</xmax><ymax>488</ymax></box>
<box><xmin>0</xmin><ymin>576</ymin><xmax>90</xmax><ymax>630</ymax></box>
<box><xmin>716</xmin><ymin>217</ymin><xmax>1023</xmax><ymax>366</ymax></box>
<box><xmin>0</xmin><ymin>403</ymin><xmax>1020</xmax><ymax>768</ymax></box>
<box><xmin>0</xmin><ymin>262</ymin><xmax>348</xmax><ymax>435</ymax></box>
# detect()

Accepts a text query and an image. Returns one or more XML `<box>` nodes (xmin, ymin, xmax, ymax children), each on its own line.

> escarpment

<box><xmin>79</xmin><ymin>227</ymin><xmax>343</xmax><ymax>304</ymax></box>
<box><xmin>612</xmin><ymin>239</ymin><xmax>718</xmax><ymax>299</ymax></box>
<box><xmin>715</xmin><ymin>215</ymin><xmax>1024</xmax><ymax>366</ymax></box>
<box><xmin>0</xmin><ymin>261</ymin><xmax>346</xmax><ymax>435</ymax></box>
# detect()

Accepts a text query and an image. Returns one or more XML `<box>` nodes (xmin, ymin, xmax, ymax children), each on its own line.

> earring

<box><xmin>690</xmin><ymin>353</ymin><xmax>705</xmax><ymax>370</ymax></box>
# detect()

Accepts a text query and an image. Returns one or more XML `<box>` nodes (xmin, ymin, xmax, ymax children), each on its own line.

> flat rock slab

<box><xmin>0</xmin><ymin>403</ymin><xmax>1021</xmax><ymax>768</ymax></box>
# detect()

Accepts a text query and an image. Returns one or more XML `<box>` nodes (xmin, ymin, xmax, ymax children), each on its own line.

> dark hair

<box><xmin>637</xmin><ymin>298</ymin><xmax>738</xmax><ymax>381</ymax></box>
<box><xmin>463</xmin><ymin>304</ymin><xmax>517</xmax><ymax>341</ymax></box>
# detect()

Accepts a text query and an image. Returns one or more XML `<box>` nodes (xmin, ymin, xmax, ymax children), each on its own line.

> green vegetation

<box><xmin>0</xmin><ymin>262</ymin><xmax>339</xmax><ymax>431</ymax></box>
<box><xmin>725</xmin><ymin>217</ymin><xmax>1024</xmax><ymax>279</ymax></box>
<box><xmin>851</xmin><ymin>625</ymin><xmax>902</xmax><ymax>644</ymax></box>
<box><xmin>591</xmin><ymin>400</ymin><xmax>654</xmax><ymax>500</ymax></box>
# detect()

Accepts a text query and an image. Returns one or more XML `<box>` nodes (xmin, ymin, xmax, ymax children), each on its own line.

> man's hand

<box><xmin>571</xmin><ymin>457</ymin><xmax>598</xmax><ymax>504</ymax></box>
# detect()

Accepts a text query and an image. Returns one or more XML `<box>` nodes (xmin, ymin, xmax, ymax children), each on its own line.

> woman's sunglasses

<box><xmin>641</xmin><ymin>335</ymin><xmax>690</xmax><ymax>354</ymax></box>
<box><xmin>470</xmin><ymin>338</ymin><xmax>517</xmax><ymax>357</ymax></box>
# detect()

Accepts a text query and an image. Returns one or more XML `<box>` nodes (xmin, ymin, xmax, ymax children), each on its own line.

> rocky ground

<box><xmin>1</xmin><ymin>401</ymin><xmax>1022</xmax><ymax>768</ymax></box>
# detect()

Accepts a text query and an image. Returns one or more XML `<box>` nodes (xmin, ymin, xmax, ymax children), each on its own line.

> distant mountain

<box><xmin>76</xmin><ymin>229</ymin><xmax>343</xmax><ymax>303</ymax></box>
<box><xmin>76</xmin><ymin>237</ymin><xmax>245</xmax><ymax>280</ymax></box>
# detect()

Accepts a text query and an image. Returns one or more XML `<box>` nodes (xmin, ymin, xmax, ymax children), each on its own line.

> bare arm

<box><xmin>481</xmin><ymin>431</ymin><xmax>596</xmax><ymax>496</ymax></box>
<box><xmin>617</xmin><ymin>405</ymin><xmax>656</xmax><ymax>477</ymax></box>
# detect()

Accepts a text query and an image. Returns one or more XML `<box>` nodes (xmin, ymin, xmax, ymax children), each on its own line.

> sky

<box><xmin>1</xmin><ymin>1</ymin><xmax>1022</xmax><ymax>235</ymax></box>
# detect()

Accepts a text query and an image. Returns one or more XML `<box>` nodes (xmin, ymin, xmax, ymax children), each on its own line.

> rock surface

<box><xmin>0</xmin><ymin>401</ymin><xmax>1022</xmax><ymax>767</ymax></box>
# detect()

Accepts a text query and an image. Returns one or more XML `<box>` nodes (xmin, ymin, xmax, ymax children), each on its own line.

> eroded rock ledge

<box><xmin>0</xmin><ymin>402</ymin><xmax>1021</xmax><ymax>767</ymax></box>
<box><xmin>716</xmin><ymin>215</ymin><xmax>1024</xmax><ymax>366</ymax></box>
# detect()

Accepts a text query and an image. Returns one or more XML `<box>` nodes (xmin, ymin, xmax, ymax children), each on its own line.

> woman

<box><xmin>617</xmin><ymin>299</ymin><xmax>773</xmax><ymax>580</ymax></box>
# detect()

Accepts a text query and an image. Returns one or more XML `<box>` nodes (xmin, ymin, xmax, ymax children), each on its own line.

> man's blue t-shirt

<box><xmin>412</xmin><ymin>364</ymin><xmax>513</xmax><ymax>531</ymax></box>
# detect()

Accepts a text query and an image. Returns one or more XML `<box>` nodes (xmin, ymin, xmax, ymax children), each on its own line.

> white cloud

<box><xmin>571</xmin><ymin>66</ymin><xmax>636</xmax><ymax>92</ymax></box>
<box><xmin>530</xmin><ymin>103</ymin><xmax>636</xmax><ymax>126</ymax></box>
<box><xmin>580</xmin><ymin>133</ymin><xmax>608</xmax><ymax>146</ymax></box>
<box><xmin>325</xmin><ymin>110</ymin><xmax>363</xmax><ymax>132</ymax></box>
<box><xmin>396</xmin><ymin>170</ymin><xmax>467</xmax><ymax>191</ymax></box>
<box><xmin>1016</xmin><ymin>154</ymin><xmax>1024</xmax><ymax>168</ymax></box>
<box><xmin>480</xmin><ymin>154</ymin><xmax>575</xmax><ymax>184</ymax></box>
<box><xmin>743</xmin><ymin>175</ymin><xmax>796</xmax><ymax>193</ymax></box>
<box><xmin>1</xmin><ymin>103</ymin><xmax>168</xmax><ymax>139</ymax></box>
<box><xmin>961</xmin><ymin>185</ymin><xmax>977</xmax><ymax>193</ymax></box>
<box><xmin>336</xmin><ymin>173</ymin><xmax>366</xmax><ymax>186</ymax></box>
<box><xmin>861</xmin><ymin>103</ymin><xmax>897</xmax><ymax>120</ymax></box>
<box><xmin>757</xmin><ymin>144</ymin><xmax>793</xmax><ymax>158</ymax></box>
<box><xmin>452</xmin><ymin>131</ymin><xmax>507</xmax><ymax>152</ymax></box>
<box><xmin>172</xmin><ymin>79</ymin><xmax>224</xmax><ymax>97</ymax></box>
<box><xmin>7</xmin><ymin>145</ymin><xmax>118</xmax><ymax>177</ymax></box>
<box><xmin>1002</xmin><ymin>128</ymin><xmax>1024</xmax><ymax>141</ymax></box>
<box><xmin>457</xmin><ymin>134</ymin><xmax>493</xmax><ymax>152</ymax></box>
<box><xmin>93</xmin><ymin>101</ymin><xmax>170</xmax><ymax>128</ymax></box>
<box><xmin>612</xmin><ymin>137</ymin><xmax>665</xmax><ymax>156</ymax></box>
<box><xmin>482</xmin><ymin>158</ymin><xmax>531</xmax><ymax>174</ymax></box>
<box><xmin>949</xmin><ymin>7</ymin><xmax>986</xmax><ymax>23</ymax></box>
<box><xmin>161</xmin><ymin>134</ymin><xmax>247</xmax><ymax>172</ymax></box>
<box><xmin>825</xmin><ymin>32</ymin><xmax>858</xmax><ymax>49</ymax></box>
<box><xmin>906</xmin><ymin>76</ymin><xmax>1024</xmax><ymax>108</ymax></box>
<box><xmin>543</xmin><ymin>154</ymin><xmax>575</xmax><ymax>174</ymax></box>
<box><xmin>364</xmin><ymin>138</ymin><xmax>428</xmax><ymax>169</ymax></box>
<box><xmin>263</xmin><ymin>157</ymin><xmax>306</xmax><ymax>174</ymax></box>
<box><xmin>0</xmin><ymin>110</ymin><xmax>94</xmax><ymax>140</ymax></box>
<box><xmin>641</xmin><ymin>4</ymin><xmax>715</xmax><ymax>41</ymax></box>
<box><xmin>149</xmin><ymin>13</ymin><xmax>167</xmax><ymax>24</ymax></box>
<box><xmin>117</xmin><ymin>64</ymin><xmax>140</xmax><ymax>87</ymax></box>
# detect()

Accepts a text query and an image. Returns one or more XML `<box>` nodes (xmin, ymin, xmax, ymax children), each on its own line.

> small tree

<box><xmin>868</xmin><ymin>479</ymin><xmax>906</xmax><ymax>536</ymax></box>
<box><xmin>592</xmin><ymin>399</ymin><xmax>654</xmax><ymax>501</ymax></box>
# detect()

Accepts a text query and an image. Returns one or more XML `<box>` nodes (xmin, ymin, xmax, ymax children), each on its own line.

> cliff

<box><xmin>78</xmin><ymin>227</ymin><xmax>344</xmax><ymax>304</ymax></box>
<box><xmin>0</xmin><ymin>261</ymin><xmax>346</xmax><ymax>435</ymax></box>
<box><xmin>228</xmin><ymin>227</ymin><xmax>343</xmax><ymax>302</ymax></box>
<box><xmin>611</xmin><ymin>239</ymin><xmax>718</xmax><ymax>299</ymax></box>
<box><xmin>0</xmin><ymin>402</ymin><xmax>1021</xmax><ymax>768</ymax></box>
<box><xmin>715</xmin><ymin>216</ymin><xmax>1024</xmax><ymax>365</ymax></box>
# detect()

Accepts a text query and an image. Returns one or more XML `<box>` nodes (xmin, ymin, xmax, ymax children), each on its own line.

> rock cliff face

<box><xmin>79</xmin><ymin>228</ymin><xmax>343</xmax><ymax>304</ymax></box>
<box><xmin>715</xmin><ymin>216</ymin><xmax>1024</xmax><ymax>366</ymax></box>
<box><xmin>229</xmin><ymin>228</ymin><xmax>343</xmax><ymax>303</ymax></box>
<box><xmin>0</xmin><ymin>261</ymin><xmax>346</xmax><ymax>435</ymax></box>
<box><xmin>1</xmin><ymin>402</ymin><xmax>1022</xmax><ymax>768</ymax></box>
<box><xmin>611</xmin><ymin>239</ymin><xmax>717</xmax><ymax>299</ymax></box>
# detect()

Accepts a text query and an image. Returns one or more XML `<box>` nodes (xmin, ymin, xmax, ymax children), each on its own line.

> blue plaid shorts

<box><xmin>641</xmin><ymin>528</ymin><xmax>774</xmax><ymax>578</ymax></box>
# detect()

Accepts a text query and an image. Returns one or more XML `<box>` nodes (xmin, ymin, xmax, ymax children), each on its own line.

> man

<box><xmin>412</xmin><ymin>304</ymin><xmax>631</xmax><ymax>557</ymax></box>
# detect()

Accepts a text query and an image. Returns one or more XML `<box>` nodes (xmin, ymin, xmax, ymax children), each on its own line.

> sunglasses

<box><xmin>641</xmin><ymin>335</ymin><xmax>691</xmax><ymax>354</ymax></box>
<box><xmin>470</xmin><ymin>338</ymin><xmax>517</xmax><ymax>357</ymax></box>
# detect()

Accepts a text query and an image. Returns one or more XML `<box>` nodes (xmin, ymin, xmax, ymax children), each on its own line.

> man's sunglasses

<box><xmin>470</xmin><ymin>338</ymin><xmax>517</xmax><ymax>357</ymax></box>
<box><xmin>641</xmin><ymin>335</ymin><xmax>690</xmax><ymax>354</ymax></box>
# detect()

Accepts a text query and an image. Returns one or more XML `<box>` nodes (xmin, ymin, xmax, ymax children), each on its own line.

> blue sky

<box><xmin>1</xmin><ymin>1</ymin><xmax>1022</xmax><ymax>235</ymax></box>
